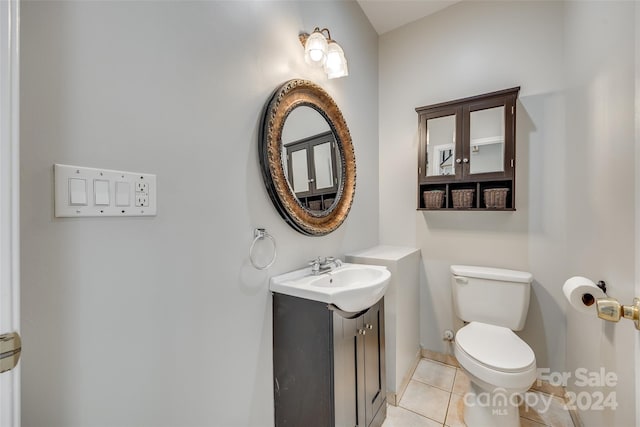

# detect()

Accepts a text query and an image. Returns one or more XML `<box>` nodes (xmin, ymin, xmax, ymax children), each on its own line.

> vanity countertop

<box><xmin>345</xmin><ymin>245</ymin><xmax>420</xmax><ymax>261</ymax></box>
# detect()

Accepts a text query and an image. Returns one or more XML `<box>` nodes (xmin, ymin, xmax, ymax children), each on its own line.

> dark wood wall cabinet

<box><xmin>416</xmin><ymin>87</ymin><xmax>520</xmax><ymax>210</ymax></box>
<box><xmin>285</xmin><ymin>130</ymin><xmax>340</xmax><ymax>212</ymax></box>
<box><xmin>273</xmin><ymin>294</ymin><xmax>386</xmax><ymax>427</ymax></box>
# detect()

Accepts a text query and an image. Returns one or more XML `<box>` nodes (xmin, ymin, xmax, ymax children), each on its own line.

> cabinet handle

<box><xmin>365</xmin><ymin>323</ymin><xmax>373</xmax><ymax>330</ymax></box>
<box><xmin>455</xmin><ymin>158</ymin><xmax>462</xmax><ymax>164</ymax></box>
<box><xmin>358</xmin><ymin>329</ymin><xmax>367</xmax><ymax>335</ymax></box>
<box><xmin>463</xmin><ymin>158</ymin><xmax>469</xmax><ymax>163</ymax></box>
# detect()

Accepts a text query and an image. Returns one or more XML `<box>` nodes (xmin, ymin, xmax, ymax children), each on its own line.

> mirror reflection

<box><xmin>281</xmin><ymin>106</ymin><xmax>341</xmax><ymax>212</ymax></box>
<box><xmin>426</xmin><ymin>114</ymin><xmax>456</xmax><ymax>177</ymax></box>
<box><xmin>469</xmin><ymin>106</ymin><xmax>505</xmax><ymax>174</ymax></box>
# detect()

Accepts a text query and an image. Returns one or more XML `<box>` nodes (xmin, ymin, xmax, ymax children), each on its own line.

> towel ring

<box><xmin>249</xmin><ymin>228</ymin><xmax>277</xmax><ymax>270</ymax></box>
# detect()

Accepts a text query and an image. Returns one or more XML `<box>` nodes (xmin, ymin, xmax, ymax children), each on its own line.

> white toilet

<box><xmin>451</xmin><ymin>265</ymin><xmax>536</xmax><ymax>427</ymax></box>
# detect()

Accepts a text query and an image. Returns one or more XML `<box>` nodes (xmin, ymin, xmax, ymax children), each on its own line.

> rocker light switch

<box><xmin>115</xmin><ymin>182</ymin><xmax>130</xmax><ymax>207</ymax></box>
<box><xmin>94</xmin><ymin>180</ymin><xmax>110</xmax><ymax>206</ymax></box>
<box><xmin>69</xmin><ymin>178</ymin><xmax>87</xmax><ymax>206</ymax></box>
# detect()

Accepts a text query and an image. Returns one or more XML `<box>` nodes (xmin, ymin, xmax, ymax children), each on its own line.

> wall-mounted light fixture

<box><xmin>299</xmin><ymin>27</ymin><xmax>348</xmax><ymax>79</ymax></box>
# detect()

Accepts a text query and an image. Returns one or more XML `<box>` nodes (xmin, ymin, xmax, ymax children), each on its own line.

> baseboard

<box><xmin>420</xmin><ymin>347</ymin><xmax>459</xmax><ymax>368</ymax></box>
<box><xmin>387</xmin><ymin>349</ymin><xmax>421</xmax><ymax>406</ymax></box>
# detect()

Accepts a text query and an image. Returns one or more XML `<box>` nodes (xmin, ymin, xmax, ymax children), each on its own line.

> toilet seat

<box><xmin>455</xmin><ymin>322</ymin><xmax>536</xmax><ymax>391</ymax></box>
<box><xmin>456</xmin><ymin>322</ymin><xmax>535</xmax><ymax>372</ymax></box>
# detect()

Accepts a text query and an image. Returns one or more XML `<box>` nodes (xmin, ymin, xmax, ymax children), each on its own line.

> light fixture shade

<box><xmin>304</xmin><ymin>30</ymin><xmax>328</xmax><ymax>67</ymax></box>
<box><xmin>324</xmin><ymin>41</ymin><xmax>348</xmax><ymax>79</ymax></box>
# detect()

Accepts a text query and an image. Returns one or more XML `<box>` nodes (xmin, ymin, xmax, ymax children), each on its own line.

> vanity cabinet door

<box><xmin>333</xmin><ymin>313</ymin><xmax>364</xmax><ymax>427</ymax></box>
<box><xmin>363</xmin><ymin>299</ymin><xmax>386</xmax><ymax>427</ymax></box>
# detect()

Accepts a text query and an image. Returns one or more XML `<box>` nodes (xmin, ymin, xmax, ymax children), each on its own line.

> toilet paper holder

<box><xmin>596</xmin><ymin>296</ymin><xmax>640</xmax><ymax>330</ymax></box>
<box><xmin>581</xmin><ymin>281</ymin><xmax>607</xmax><ymax>306</ymax></box>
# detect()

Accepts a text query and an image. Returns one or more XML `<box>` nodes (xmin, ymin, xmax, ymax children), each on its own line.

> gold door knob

<box><xmin>596</xmin><ymin>297</ymin><xmax>640</xmax><ymax>330</ymax></box>
<box><xmin>596</xmin><ymin>298</ymin><xmax>622</xmax><ymax>322</ymax></box>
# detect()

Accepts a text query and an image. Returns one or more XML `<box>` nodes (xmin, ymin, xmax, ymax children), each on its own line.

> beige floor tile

<box><xmin>520</xmin><ymin>417</ymin><xmax>549</xmax><ymax>427</ymax></box>
<box><xmin>519</xmin><ymin>391</ymin><xmax>574</xmax><ymax>427</ymax></box>
<box><xmin>382</xmin><ymin>405</ymin><xmax>444</xmax><ymax>427</ymax></box>
<box><xmin>413</xmin><ymin>359</ymin><xmax>457</xmax><ymax>391</ymax></box>
<box><xmin>444</xmin><ymin>393</ymin><xmax>466</xmax><ymax>427</ymax></box>
<box><xmin>400</xmin><ymin>380</ymin><xmax>451</xmax><ymax>423</ymax></box>
<box><xmin>452</xmin><ymin>369</ymin><xmax>471</xmax><ymax>396</ymax></box>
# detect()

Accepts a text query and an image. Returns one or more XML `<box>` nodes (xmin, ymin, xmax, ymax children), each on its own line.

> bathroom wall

<box><xmin>563</xmin><ymin>2</ymin><xmax>636</xmax><ymax>425</ymax></box>
<box><xmin>379</xmin><ymin>0</ymin><xmax>565</xmax><ymax>370</ymax></box>
<box><xmin>19</xmin><ymin>2</ymin><xmax>378</xmax><ymax>426</ymax></box>
<box><xmin>379</xmin><ymin>1</ymin><xmax>637</xmax><ymax>425</ymax></box>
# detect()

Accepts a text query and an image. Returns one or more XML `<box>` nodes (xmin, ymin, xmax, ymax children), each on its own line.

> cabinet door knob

<box><xmin>358</xmin><ymin>329</ymin><xmax>367</xmax><ymax>335</ymax></box>
<box><xmin>463</xmin><ymin>158</ymin><xmax>469</xmax><ymax>163</ymax></box>
<box><xmin>365</xmin><ymin>323</ymin><xmax>373</xmax><ymax>330</ymax></box>
<box><xmin>455</xmin><ymin>158</ymin><xmax>462</xmax><ymax>164</ymax></box>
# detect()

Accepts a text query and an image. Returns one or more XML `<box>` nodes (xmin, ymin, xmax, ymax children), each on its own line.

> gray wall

<box><xmin>20</xmin><ymin>2</ymin><xmax>378</xmax><ymax>426</ymax></box>
<box><xmin>379</xmin><ymin>0</ymin><xmax>564</xmax><ymax>370</ymax></box>
<box><xmin>379</xmin><ymin>1</ymin><xmax>636</xmax><ymax>425</ymax></box>
<box><xmin>563</xmin><ymin>2</ymin><xmax>636</xmax><ymax>425</ymax></box>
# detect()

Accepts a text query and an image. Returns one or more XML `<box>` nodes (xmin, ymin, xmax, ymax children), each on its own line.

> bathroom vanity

<box><xmin>272</xmin><ymin>293</ymin><xmax>386</xmax><ymax>427</ymax></box>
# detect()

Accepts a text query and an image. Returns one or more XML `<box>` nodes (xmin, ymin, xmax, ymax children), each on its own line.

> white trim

<box><xmin>635</xmin><ymin>2</ymin><xmax>640</xmax><ymax>424</ymax></box>
<box><xmin>635</xmin><ymin>3</ymin><xmax>640</xmax><ymax>426</ymax></box>
<box><xmin>0</xmin><ymin>0</ymin><xmax>20</xmax><ymax>426</ymax></box>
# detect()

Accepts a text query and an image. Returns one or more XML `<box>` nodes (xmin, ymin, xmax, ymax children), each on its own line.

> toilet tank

<box><xmin>451</xmin><ymin>265</ymin><xmax>533</xmax><ymax>331</ymax></box>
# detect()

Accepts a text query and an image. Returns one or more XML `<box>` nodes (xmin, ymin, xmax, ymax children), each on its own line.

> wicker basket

<box><xmin>483</xmin><ymin>188</ymin><xmax>509</xmax><ymax>209</ymax></box>
<box><xmin>323</xmin><ymin>198</ymin><xmax>334</xmax><ymax>210</ymax></box>
<box><xmin>423</xmin><ymin>190</ymin><xmax>444</xmax><ymax>209</ymax></box>
<box><xmin>451</xmin><ymin>189</ymin><xmax>475</xmax><ymax>209</ymax></box>
<box><xmin>308</xmin><ymin>200</ymin><xmax>322</xmax><ymax>210</ymax></box>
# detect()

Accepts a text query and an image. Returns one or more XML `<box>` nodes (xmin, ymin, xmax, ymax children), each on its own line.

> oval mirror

<box><xmin>259</xmin><ymin>79</ymin><xmax>356</xmax><ymax>236</ymax></box>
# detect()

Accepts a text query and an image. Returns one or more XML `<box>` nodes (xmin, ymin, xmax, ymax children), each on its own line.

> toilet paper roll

<box><xmin>562</xmin><ymin>276</ymin><xmax>606</xmax><ymax>314</ymax></box>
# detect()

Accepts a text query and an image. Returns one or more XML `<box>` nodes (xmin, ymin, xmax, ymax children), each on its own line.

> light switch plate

<box><xmin>54</xmin><ymin>164</ymin><xmax>157</xmax><ymax>217</ymax></box>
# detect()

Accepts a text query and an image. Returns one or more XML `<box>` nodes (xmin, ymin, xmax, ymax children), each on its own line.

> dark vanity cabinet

<box><xmin>273</xmin><ymin>293</ymin><xmax>386</xmax><ymax>427</ymax></box>
<box><xmin>416</xmin><ymin>87</ymin><xmax>519</xmax><ymax>210</ymax></box>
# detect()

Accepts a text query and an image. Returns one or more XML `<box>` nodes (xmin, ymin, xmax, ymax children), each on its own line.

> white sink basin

<box><xmin>270</xmin><ymin>263</ymin><xmax>391</xmax><ymax>312</ymax></box>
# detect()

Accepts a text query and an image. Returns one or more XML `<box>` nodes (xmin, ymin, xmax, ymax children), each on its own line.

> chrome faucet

<box><xmin>308</xmin><ymin>256</ymin><xmax>342</xmax><ymax>275</ymax></box>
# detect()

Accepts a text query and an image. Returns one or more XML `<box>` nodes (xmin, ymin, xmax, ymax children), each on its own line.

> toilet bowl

<box><xmin>450</xmin><ymin>265</ymin><xmax>536</xmax><ymax>427</ymax></box>
<box><xmin>454</xmin><ymin>322</ymin><xmax>536</xmax><ymax>427</ymax></box>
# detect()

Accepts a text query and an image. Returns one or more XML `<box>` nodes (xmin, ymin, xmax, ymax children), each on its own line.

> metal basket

<box><xmin>483</xmin><ymin>188</ymin><xmax>509</xmax><ymax>209</ymax></box>
<box><xmin>451</xmin><ymin>189</ymin><xmax>475</xmax><ymax>209</ymax></box>
<box><xmin>423</xmin><ymin>190</ymin><xmax>444</xmax><ymax>209</ymax></box>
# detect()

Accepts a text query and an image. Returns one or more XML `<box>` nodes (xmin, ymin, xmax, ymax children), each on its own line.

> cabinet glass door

<box><xmin>469</xmin><ymin>105</ymin><xmax>505</xmax><ymax>175</ymax></box>
<box><xmin>290</xmin><ymin>148</ymin><xmax>310</xmax><ymax>194</ymax></box>
<box><xmin>313</xmin><ymin>142</ymin><xmax>335</xmax><ymax>190</ymax></box>
<box><xmin>425</xmin><ymin>114</ymin><xmax>456</xmax><ymax>177</ymax></box>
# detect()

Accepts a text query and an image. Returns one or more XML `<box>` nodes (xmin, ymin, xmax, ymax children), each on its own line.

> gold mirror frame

<box><xmin>259</xmin><ymin>79</ymin><xmax>356</xmax><ymax>236</ymax></box>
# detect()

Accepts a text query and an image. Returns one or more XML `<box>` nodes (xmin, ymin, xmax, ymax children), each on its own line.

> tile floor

<box><xmin>382</xmin><ymin>357</ymin><xmax>576</xmax><ymax>427</ymax></box>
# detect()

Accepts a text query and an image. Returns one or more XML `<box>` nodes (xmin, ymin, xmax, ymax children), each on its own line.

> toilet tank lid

<box><xmin>450</xmin><ymin>265</ymin><xmax>533</xmax><ymax>283</ymax></box>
